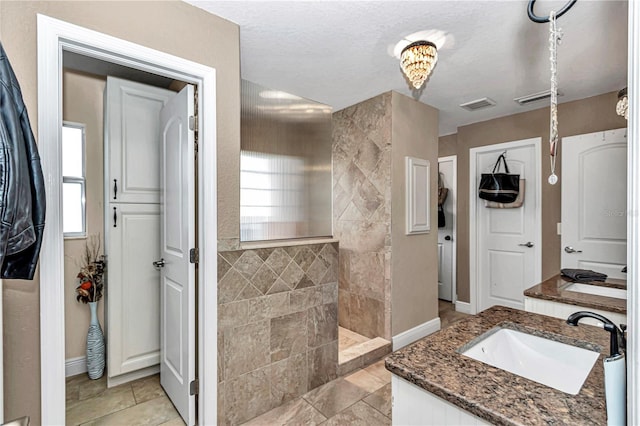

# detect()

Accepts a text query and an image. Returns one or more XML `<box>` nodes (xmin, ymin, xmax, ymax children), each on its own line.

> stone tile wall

<box><xmin>217</xmin><ymin>242</ymin><xmax>339</xmax><ymax>425</ymax></box>
<box><xmin>332</xmin><ymin>93</ymin><xmax>392</xmax><ymax>340</ymax></box>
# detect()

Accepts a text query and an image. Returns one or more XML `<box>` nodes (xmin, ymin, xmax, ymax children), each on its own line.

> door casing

<box><xmin>469</xmin><ymin>138</ymin><xmax>542</xmax><ymax>315</ymax></box>
<box><xmin>37</xmin><ymin>14</ymin><xmax>218</xmax><ymax>425</ymax></box>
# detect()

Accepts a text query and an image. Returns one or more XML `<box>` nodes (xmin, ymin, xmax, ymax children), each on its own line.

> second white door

<box><xmin>438</xmin><ymin>157</ymin><xmax>456</xmax><ymax>302</ymax></box>
<box><xmin>472</xmin><ymin>139</ymin><xmax>541</xmax><ymax>312</ymax></box>
<box><xmin>561</xmin><ymin>129</ymin><xmax>627</xmax><ymax>278</ymax></box>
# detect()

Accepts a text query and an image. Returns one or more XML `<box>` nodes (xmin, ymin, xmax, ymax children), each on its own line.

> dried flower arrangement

<box><xmin>75</xmin><ymin>235</ymin><xmax>106</xmax><ymax>304</ymax></box>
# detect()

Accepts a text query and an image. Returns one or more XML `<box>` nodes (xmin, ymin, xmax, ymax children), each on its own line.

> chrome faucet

<box><xmin>566</xmin><ymin>311</ymin><xmax>626</xmax><ymax>357</ymax></box>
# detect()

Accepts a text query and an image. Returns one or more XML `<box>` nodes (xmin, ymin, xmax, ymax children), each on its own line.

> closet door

<box><xmin>105</xmin><ymin>77</ymin><xmax>174</xmax><ymax>204</ymax></box>
<box><xmin>107</xmin><ymin>203</ymin><xmax>161</xmax><ymax>376</ymax></box>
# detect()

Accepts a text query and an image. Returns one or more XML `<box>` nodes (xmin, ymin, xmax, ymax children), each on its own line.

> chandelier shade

<box><xmin>400</xmin><ymin>40</ymin><xmax>438</xmax><ymax>89</ymax></box>
<box><xmin>616</xmin><ymin>87</ymin><xmax>628</xmax><ymax>120</ymax></box>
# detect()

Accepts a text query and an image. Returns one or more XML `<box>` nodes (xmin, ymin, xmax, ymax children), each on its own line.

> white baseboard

<box><xmin>455</xmin><ymin>301</ymin><xmax>472</xmax><ymax>314</ymax></box>
<box><xmin>66</xmin><ymin>356</ymin><xmax>87</xmax><ymax>377</ymax></box>
<box><xmin>392</xmin><ymin>317</ymin><xmax>441</xmax><ymax>351</ymax></box>
<box><xmin>107</xmin><ymin>364</ymin><xmax>160</xmax><ymax>388</ymax></box>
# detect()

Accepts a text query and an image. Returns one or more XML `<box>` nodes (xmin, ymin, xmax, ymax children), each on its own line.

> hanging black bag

<box><xmin>478</xmin><ymin>153</ymin><xmax>520</xmax><ymax>203</ymax></box>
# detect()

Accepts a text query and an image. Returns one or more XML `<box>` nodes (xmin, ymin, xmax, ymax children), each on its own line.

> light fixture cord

<box><xmin>548</xmin><ymin>10</ymin><xmax>562</xmax><ymax>184</ymax></box>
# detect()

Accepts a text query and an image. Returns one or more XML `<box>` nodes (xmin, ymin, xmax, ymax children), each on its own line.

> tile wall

<box><xmin>332</xmin><ymin>93</ymin><xmax>392</xmax><ymax>340</ymax></box>
<box><xmin>217</xmin><ymin>242</ymin><xmax>339</xmax><ymax>425</ymax></box>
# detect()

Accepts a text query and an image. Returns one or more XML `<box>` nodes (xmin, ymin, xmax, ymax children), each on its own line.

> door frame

<box><xmin>628</xmin><ymin>1</ymin><xmax>640</xmax><ymax>422</ymax></box>
<box><xmin>37</xmin><ymin>15</ymin><xmax>218</xmax><ymax>425</ymax></box>
<box><xmin>469</xmin><ymin>138</ymin><xmax>542</xmax><ymax>315</ymax></box>
<box><xmin>437</xmin><ymin>155</ymin><xmax>457</xmax><ymax>304</ymax></box>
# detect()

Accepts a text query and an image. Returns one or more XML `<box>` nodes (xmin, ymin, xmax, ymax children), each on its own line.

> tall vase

<box><xmin>86</xmin><ymin>301</ymin><xmax>105</xmax><ymax>379</ymax></box>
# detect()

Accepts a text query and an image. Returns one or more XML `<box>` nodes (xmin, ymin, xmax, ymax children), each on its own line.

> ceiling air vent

<box><xmin>459</xmin><ymin>97</ymin><xmax>497</xmax><ymax>111</ymax></box>
<box><xmin>514</xmin><ymin>89</ymin><xmax>563</xmax><ymax>106</ymax></box>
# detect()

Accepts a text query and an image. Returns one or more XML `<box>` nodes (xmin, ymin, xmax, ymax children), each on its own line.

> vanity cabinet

<box><xmin>392</xmin><ymin>376</ymin><xmax>489</xmax><ymax>426</ymax></box>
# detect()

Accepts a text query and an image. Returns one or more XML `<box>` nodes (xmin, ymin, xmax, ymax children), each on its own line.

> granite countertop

<box><xmin>524</xmin><ymin>274</ymin><xmax>626</xmax><ymax>314</ymax></box>
<box><xmin>386</xmin><ymin>306</ymin><xmax>610</xmax><ymax>426</ymax></box>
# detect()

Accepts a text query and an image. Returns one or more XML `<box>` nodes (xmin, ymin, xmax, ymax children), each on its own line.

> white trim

<box><xmin>107</xmin><ymin>365</ymin><xmax>160</xmax><ymax>388</ymax></box>
<box><xmin>438</xmin><ymin>155</ymin><xmax>457</xmax><ymax>303</ymax></box>
<box><xmin>469</xmin><ymin>138</ymin><xmax>542</xmax><ymax>315</ymax></box>
<box><xmin>454</xmin><ymin>301</ymin><xmax>471</xmax><ymax>315</ymax></box>
<box><xmin>37</xmin><ymin>15</ymin><xmax>218</xmax><ymax>425</ymax></box>
<box><xmin>392</xmin><ymin>317</ymin><xmax>441</xmax><ymax>351</ymax></box>
<box><xmin>65</xmin><ymin>356</ymin><xmax>87</xmax><ymax>378</ymax></box>
<box><xmin>405</xmin><ymin>157</ymin><xmax>431</xmax><ymax>234</ymax></box>
<box><xmin>627</xmin><ymin>0</ymin><xmax>639</xmax><ymax>423</ymax></box>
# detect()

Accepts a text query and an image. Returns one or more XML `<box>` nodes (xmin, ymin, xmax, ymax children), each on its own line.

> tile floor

<box><xmin>66</xmin><ymin>301</ymin><xmax>469</xmax><ymax>425</ymax></box>
<box><xmin>439</xmin><ymin>299</ymin><xmax>470</xmax><ymax>328</ymax></box>
<box><xmin>241</xmin><ymin>359</ymin><xmax>392</xmax><ymax>425</ymax></box>
<box><xmin>66</xmin><ymin>373</ymin><xmax>183</xmax><ymax>426</ymax></box>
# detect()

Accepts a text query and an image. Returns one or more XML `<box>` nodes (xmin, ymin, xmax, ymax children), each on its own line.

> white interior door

<box><xmin>437</xmin><ymin>157</ymin><xmax>456</xmax><ymax>302</ymax></box>
<box><xmin>561</xmin><ymin>129</ymin><xmax>627</xmax><ymax>279</ymax></box>
<box><xmin>474</xmin><ymin>139</ymin><xmax>541</xmax><ymax>312</ymax></box>
<box><xmin>159</xmin><ymin>85</ymin><xmax>196</xmax><ymax>425</ymax></box>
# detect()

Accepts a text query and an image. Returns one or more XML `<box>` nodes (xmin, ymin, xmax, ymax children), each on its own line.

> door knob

<box><xmin>564</xmin><ymin>246</ymin><xmax>582</xmax><ymax>254</ymax></box>
<box><xmin>518</xmin><ymin>242</ymin><xmax>534</xmax><ymax>248</ymax></box>
<box><xmin>153</xmin><ymin>258</ymin><xmax>165</xmax><ymax>269</ymax></box>
<box><xmin>445</xmin><ymin>235</ymin><xmax>452</xmax><ymax>241</ymax></box>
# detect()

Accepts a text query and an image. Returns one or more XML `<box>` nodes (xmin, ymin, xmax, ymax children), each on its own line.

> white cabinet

<box><xmin>105</xmin><ymin>76</ymin><xmax>174</xmax><ymax>204</ymax></box>
<box><xmin>107</xmin><ymin>203</ymin><xmax>161</xmax><ymax>376</ymax></box>
<box><xmin>392</xmin><ymin>375</ymin><xmax>490</xmax><ymax>426</ymax></box>
<box><xmin>524</xmin><ymin>297</ymin><xmax>627</xmax><ymax>327</ymax></box>
<box><xmin>105</xmin><ymin>77</ymin><xmax>175</xmax><ymax>384</ymax></box>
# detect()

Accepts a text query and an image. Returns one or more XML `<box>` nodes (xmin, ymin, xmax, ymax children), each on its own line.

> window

<box><xmin>62</xmin><ymin>122</ymin><xmax>86</xmax><ymax>237</ymax></box>
<box><xmin>241</xmin><ymin>152</ymin><xmax>306</xmax><ymax>241</ymax></box>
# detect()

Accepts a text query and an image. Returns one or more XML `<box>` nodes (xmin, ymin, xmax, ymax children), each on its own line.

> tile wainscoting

<box><xmin>218</xmin><ymin>242</ymin><xmax>339</xmax><ymax>425</ymax></box>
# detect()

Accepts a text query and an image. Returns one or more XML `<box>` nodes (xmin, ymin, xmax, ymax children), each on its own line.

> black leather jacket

<box><xmin>0</xmin><ymin>42</ymin><xmax>46</xmax><ymax>280</ymax></box>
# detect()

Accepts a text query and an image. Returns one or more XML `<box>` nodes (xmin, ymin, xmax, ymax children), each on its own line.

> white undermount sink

<box><xmin>564</xmin><ymin>283</ymin><xmax>627</xmax><ymax>300</ymax></box>
<box><xmin>460</xmin><ymin>327</ymin><xmax>600</xmax><ymax>395</ymax></box>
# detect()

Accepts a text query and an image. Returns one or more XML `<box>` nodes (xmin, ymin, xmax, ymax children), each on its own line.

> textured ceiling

<box><xmin>186</xmin><ymin>0</ymin><xmax>628</xmax><ymax>135</ymax></box>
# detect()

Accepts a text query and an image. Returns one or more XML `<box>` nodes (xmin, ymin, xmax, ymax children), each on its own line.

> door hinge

<box><xmin>189</xmin><ymin>115</ymin><xmax>197</xmax><ymax>132</ymax></box>
<box><xmin>190</xmin><ymin>248</ymin><xmax>199</xmax><ymax>264</ymax></box>
<box><xmin>190</xmin><ymin>379</ymin><xmax>199</xmax><ymax>395</ymax></box>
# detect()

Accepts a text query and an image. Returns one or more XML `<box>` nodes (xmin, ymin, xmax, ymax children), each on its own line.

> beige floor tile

<box><xmin>158</xmin><ymin>417</ymin><xmax>186</xmax><ymax>426</ymax></box>
<box><xmin>82</xmin><ymin>394</ymin><xmax>180</xmax><ymax>426</ymax></box>
<box><xmin>242</xmin><ymin>397</ymin><xmax>326</xmax><ymax>426</ymax></box>
<box><xmin>322</xmin><ymin>400</ymin><xmax>390</xmax><ymax>426</ymax></box>
<box><xmin>344</xmin><ymin>369</ymin><xmax>386</xmax><ymax>393</ymax></box>
<box><xmin>363</xmin><ymin>360</ymin><xmax>391</xmax><ymax>383</ymax></box>
<box><xmin>66</xmin><ymin>384</ymin><xmax>136</xmax><ymax>425</ymax></box>
<box><xmin>302</xmin><ymin>378</ymin><xmax>369</xmax><ymax>418</ymax></box>
<box><xmin>363</xmin><ymin>383</ymin><xmax>391</xmax><ymax>418</ymax></box>
<box><xmin>131</xmin><ymin>374</ymin><xmax>166</xmax><ymax>404</ymax></box>
<box><xmin>338</xmin><ymin>327</ymin><xmax>369</xmax><ymax>351</ymax></box>
<box><xmin>77</xmin><ymin>375</ymin><xmax>109</xmax><ymax>401</ymax></box>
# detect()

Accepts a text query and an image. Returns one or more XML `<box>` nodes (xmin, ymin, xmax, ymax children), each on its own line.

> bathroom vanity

<box><xmin>524</xmin><ymin>274</ymin><xmax>627</xmax><ymax>326</ymax></box>
<box><xmin>385</xmin><ymin>306</ymin><xmax>610</xmax><ymax>425</ymax></box>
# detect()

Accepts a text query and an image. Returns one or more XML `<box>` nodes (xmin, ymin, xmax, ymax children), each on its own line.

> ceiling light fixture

<box><xmin>400</xmin><ymin>40</ymin><xmax>438</xmax><ymax>90</ymax></box>
<box><xmin>616</xmin><ymin>87</ymin><xmax>628</xmax><ymax>120</ymax></box>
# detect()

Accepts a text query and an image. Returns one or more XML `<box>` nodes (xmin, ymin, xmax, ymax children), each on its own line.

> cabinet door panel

<box><xmin>107</xmin><ymin>203</ymin><xmax>161</xmax><ymax>377</ymax></box>
<box><xmin>106</xmin><ymin>76</ymin><xmax>174</xmax><ymax>204</ymax></box>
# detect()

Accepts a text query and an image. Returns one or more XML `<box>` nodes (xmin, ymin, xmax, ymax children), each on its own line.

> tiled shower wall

<box><xmin>217</xmin><ymin>242</ymin><xmax>339</xmax><ymax>425</ymax></box>
<box><xmin>332</xmin><ymin>93</ymin><xmax>392</xmax><ymax>340</ymax></box>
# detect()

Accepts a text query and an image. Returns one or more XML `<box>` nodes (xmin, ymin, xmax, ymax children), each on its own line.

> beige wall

<box><xmin>62</xmin><ymin>69</ymin><xmax>107</xmax><ymax>360</ymax></box>
<box><xmin>0</xmin><ymin>2</ymin><xmax>240</xmax><ymax>422</ymax></box>
<box><xmin>390</xmin><ymin>92</ymin><xmax>439</xmax><ymax>335</ymax></box>
<box><xmin>440</xmin><ymin>92</ymin><xmax>627</xmax><ymax>303</ymax></box>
